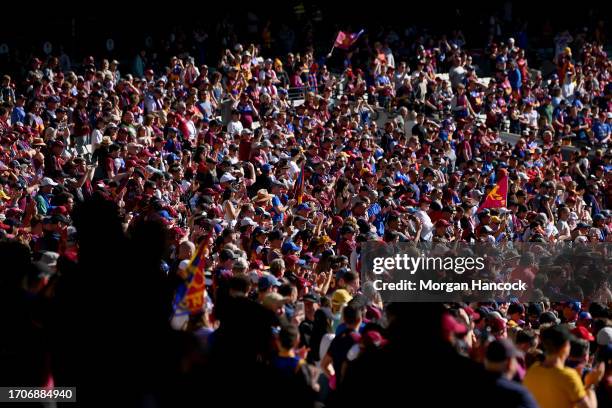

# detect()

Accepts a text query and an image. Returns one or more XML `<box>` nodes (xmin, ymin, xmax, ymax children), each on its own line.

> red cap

<box><xmin>172</xmin><ymin>227</ymin><xmax>186</xmax><ymax>238</ymax></box>
<box><xmin>489</xmin><ymin>318</ymin><xmax>506</xmax><ymax>333</ymax></box>
<box><xmin>441</xmin><ymin>313</ymin><xmax>467</xmax><ymax>336</ymax></box>
<box><xmin>463</xmin><ymin>306</ymin><xmax>481</xmax><ymax>321</ymax></box>
<box><xmin>51</xmin><ymin>206</ymin><xmax>68</xmax><ymax>215</ymax></box>
<box><xmin>362</xmin><ymin>330</ymin><xmax>387</xmax><ymax>347</ymax></box>
<box><xmin>284</xmin><ymin>254</ymin><xmax>301</xmax><ymax>267</ymax></box>
<box><xmin>202</xmin><ymin>188</ymin><xmax>220</xmax><ymax>196</ymax></box>
<box><xmin>435</xmin><ymin>219</ymin><xmax>450</xmax><ymax>228</ymax></box>
<box><xmin>419</xmin><ymin>196</ymin><xmax>432</xmax><ymax>205</ymax></box>
<box><xmin>571</xmin><ymin>326</ymin><xmax>595</xmax><ymax>342</ymax></box>
<box><xmin>401</xmin><ymin>198</ymin><xmax>418</xmax><ymax>206</ymax></box>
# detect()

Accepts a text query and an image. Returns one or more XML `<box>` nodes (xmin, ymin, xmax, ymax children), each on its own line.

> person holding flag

<box><xmin>293</xmin><ymin>161</ymin><xmax>305</xmax><ymax>205</ymax></box>
<box><xmin>172</xmin><ymin>234</ymin><xmax>212</xmax><ymax>326</ymax></box>
<box><xmin>478</xmin><ymin>169</ymin><xmax>509</xmax><ymax>212</ymax></box>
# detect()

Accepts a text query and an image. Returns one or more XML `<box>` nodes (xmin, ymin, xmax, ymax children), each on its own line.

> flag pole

<box><xmin>327</xmin><ymin>45</ymin><xmax>335</xmax><ymax>59</ymax></box>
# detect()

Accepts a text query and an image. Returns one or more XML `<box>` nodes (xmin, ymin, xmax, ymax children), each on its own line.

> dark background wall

<box><xmin>0</xmin><ymin>1</ymin><xmax>609</xmax><ymax>75</ymax></box>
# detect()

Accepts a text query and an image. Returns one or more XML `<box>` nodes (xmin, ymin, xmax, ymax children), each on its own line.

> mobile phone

<box><xmin>295</xmin><ymin>301</ymin><xmax>305</xmax><ymax>316</ymax></box>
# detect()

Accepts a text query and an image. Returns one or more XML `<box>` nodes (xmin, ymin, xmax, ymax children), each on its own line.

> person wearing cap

<box><xmin>568</xmin><ymin>329</ymin><xmax>594</xmax><ymax>378</ymax></box>
<box><xmin>35</xmin><ymin>177</ymin><xmax>58</xmax><ymax>215</ymax></box>
<box><xmin>301</xmin><ymin>292</ymin><xmax>320</xmax><ymax>331</ymax></box>
<box><xmin>596</xmin><ymin>327</ymin><xmax>612</xmax><ymax>349</ymax></box>
<box><xmin>432</xmin><ymin>218</ymin><xmax>452</xmax><ymax>242</ymax></box>
<box><xmin>257</xmin><ymin>274</ymin><xmax>281</xmax><ymax>304</ymax></box>
<box><xmin>573</xmin><ymin>222</ymin><xmax>591</xmax><ymax>242</ymax></box>
<box><xmin>484</xmin><ymin>340</ymin><xmax>539</xmax><ymax>408</ymax></box>
<box><xmin>524</xmin><ymin>325</ymin><xmax>604</xmax><ymax>408</ymax></box>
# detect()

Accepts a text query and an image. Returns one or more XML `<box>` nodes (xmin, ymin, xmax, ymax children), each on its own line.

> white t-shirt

<box><xmin>90</xmin><ymin>129</ymin><xmax>103</xmax><ymax>149</ymax></box>
<box><xmin>449</xmin><ymin>66</ymin><xmax>466</xmax><ymax>88</ymax></box>
<box><xmin>524</xmin><ymin>110</ymin><xmax>539</xmax><ymax>128</ymax></box>
<box><xmin>288</xmin><ymin>160</ymin><xmax>300</xmax><ymax>180</ymax></box>
<box><xmin>403</xmin><ymin>119</ymin><xmax>416</xmax><ymax>137</ymax></box>
<box><xmin>556</xmin><ymin>220</ymin><xmax>571</xmax><ymax>240</ymax></box>
<box><xmin>415</xmin><ymin>209</ymin><xmax>434</xmax><ymax>241</ymax></box>
<box><xmin>317</xmin><ymin>333</ymin><xmax>335</xmax><ymax>366</ymax></box>
<box><xmin>227</xmin><ymin>120</ymin><xmax>244</xmax><ymax>136</ymax></box>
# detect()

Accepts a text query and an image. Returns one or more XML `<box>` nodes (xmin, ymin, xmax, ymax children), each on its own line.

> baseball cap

<box><xmin>442</xmin><ymin>313</ymin><xmax>468</xmax><ymax>336</ymax></box>
<box><xmin>239</xmin><ymin>217</ymin><xmax>258</xmax><ymax>228</ymax></box>
<box><xmin>331</xmin><ymin>289</ymin><xmax>353</xmax><ymax>307</ymax></box>
<box><xmin>507</xmin><ymin>303</ymin><xmax>525</xmax><ymax>315</ymax></box>
<box><xmin>301</xmin><ymin>252</ymin><xmax>320</xmax><ymax>264</ymax></box>
<box><xmin>486</xmin><ymin>339</ymin><xmax>523</xmax><ymax>362</ymax></box>
<box><xmin>565</xmin><ymin>301</ymin><xmax>581</xmax><ymax>312</ymax></box>
<box><xmin>40</xmin><ymin>177</ymin><xmax>58</xmax><ymax>187</ymax></box>
<box><xmin>527</xmin><ymin>303</ymin><xmax>543</xmax><ymax>317</ymax></box>
<box><xmin>219</xmin><ymin>173</ymin><xmax>237</xmax><ymax>183</ymax></box>
<box><xmin>281</xmin><ymin>241</ymin><xmax>301</xmax><ymax>253</ymax></box>
<box><xmin>597</xmin><ymin>327</ymin><xmax>612</xmax><ymax>346</ymax></box>
<box><xmin>434</xmin><ymin>219</ymin><xmax>450</xmax><ymax>228</ymax></box>
<box><xmin>295</xmin><ymin>203</ymin><xmax>311</xmax><ymax>212</ymax></box>
<box><xmin>258</xmin><ymin>274</ymin><xmax>281</xmax><ymax>291</ymax></box>
<box><xmin>571</xmin><ymin>326</ymin><xmax>595</xmax><ymax>342</ymax></box>
<box><xmin>284</xmin><ymin>254</ymin><xmax>306</xmax><ymax>267</ymax></box>
<box><xmin>539</xmin><ymin>311</ymin><xmax>561</xmax><ymax>325</ymax></box>
<box><xmin>303</xmin><ymin>292</ymin><xmax>321</xmax><ymax>303</ymax></box>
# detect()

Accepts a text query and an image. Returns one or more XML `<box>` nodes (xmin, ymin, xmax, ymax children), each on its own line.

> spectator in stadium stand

<box><xmin>0</xmin><ymin>7</ymin><xmax>611</xmax><ymax>407</ymax></box>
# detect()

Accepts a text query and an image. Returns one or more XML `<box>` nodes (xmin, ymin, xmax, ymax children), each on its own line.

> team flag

<box><xmin>173</xmin><ymin>237</ymin><xmax>209</xmax><ymax>314</ymax></box>
<box><xmin>293</xmin><ymin>162</ymin><xmax>305</xmax><ymax>204</ymax></box>
<box><xmin>478</xmin><ymin>170</ymin><xmax>509</xmax><ymax>211</ymax></box>
<box><xmin>334</xmin><ymin>30</ymin><xmax>364</xmax><ymax>50</ymax></box>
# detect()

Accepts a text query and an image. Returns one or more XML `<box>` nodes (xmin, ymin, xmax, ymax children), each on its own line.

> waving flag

<box><xmin>478</xmin><ymin>170</ymin><xmax>508</xmax><ymax>211</ymax></box>
<box><xmin>173</xmin><ymin>236</ymin><xmax>210</xmax><ymax>314</ymax></box>
<box><xmin>293</xmin><ymin>162</ymin><xmax>305</xmax><ymax>204</ymax></box>
<box><xmin>334</xmin><ymin>30</ymin><xmax>364</xmax><ymax>50</ymax></box>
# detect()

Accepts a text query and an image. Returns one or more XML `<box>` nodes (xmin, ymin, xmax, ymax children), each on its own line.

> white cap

<box><xmin>597</xmin><ymin>327</ymin><xmax>612</xmax><ymax>346</ymax></box>
<box><xmin>219</xmin><ymin>173</ymin><xmax>237</xmax><ymax>183</ymax></box>
<box><xmin>40</xmin><ymin>177</ymin><xmax>58</xmax><ymax>187</ymax></box>
<box><xmin>240</xmin><ymin>217</ymin><xmax>258</xmax><ymax>227</ymax></box>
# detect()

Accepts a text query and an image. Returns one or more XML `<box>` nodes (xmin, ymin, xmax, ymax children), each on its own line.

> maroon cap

<box><xmin>202</xmin><ymin>188</ymin><xmax>220</xmax><ymax>196</ymax></box>
<box><xmin>401</xmin><ymin>197</ymin><xmax>418</xmax><ymax>206</ymax></box>
<box><xmin>441</xmin><ymin>313</ymin><xmax>467</xmax><ymax>336</ymax></box>
<box><xmin>464</xmin><ymin>306</ymin><xmax>481</xmax><ymax>321</ymax></box>
<box><xmin>435</xmin><ymin>219</ymin><xmax>450</xmax><ymax>228</ymax></box>
<box><xmin>362</xmin><ymin>330</ymin><xmax>387</xmax><ymax>347</ymax></box>
<box><xmin>284</xmin><ymin>254</ymin><xmax>301</xmax><ymax>267</ymax></box>
<box><xmin>489</xmin><ymin>318</ymin><xmax>506</xmax><ymax>333</ymax></box>
<box><xmin>419</xmin><ymin>196</ymin><xmax>432</xmax><ymax>205</ymax></box>
<box><xmin>51</xmin><ymin>206</ymin><xmax>68</xmax><ymax>215</ymax></box>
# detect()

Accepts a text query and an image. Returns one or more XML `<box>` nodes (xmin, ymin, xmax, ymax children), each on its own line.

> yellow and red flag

<box><xmin>478</xmin><ymin>170</ymin><xmax>508</xmax><ymax>211</ymax></box>
<box><xmin>174</xmin><ymin>237</ymin><xmax>209</xmax><ymax>314</ymax></box>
